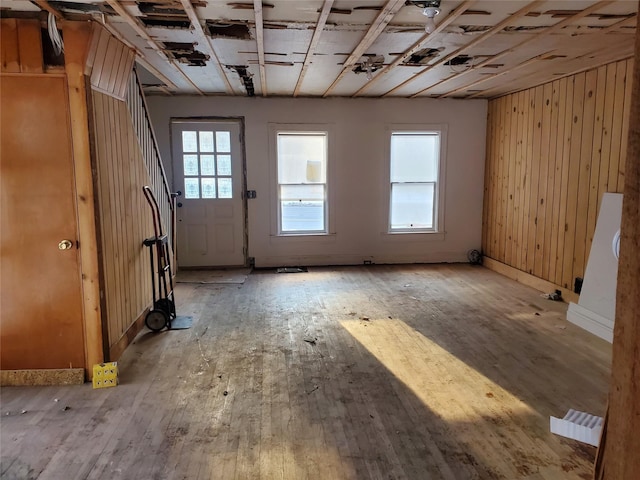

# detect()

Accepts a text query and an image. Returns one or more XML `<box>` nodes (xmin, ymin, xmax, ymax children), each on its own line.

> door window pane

<box><xmin>178</xmin><ymin>126</ymin><xmax>236</xmax><ymax>200</ymax></box>
<box><xmin>183</xmin><ymin>155</ymin><xmax>199</xmax><ymax>176</ymax></box>
<box><xmin>217</xmin><ymin>155</ymin><xmax>231</xmax><ymax>176</ymax></box>
<box><xmin>201</xmin><ymin>155</ymin><xmax>215</xmax><ymax>175</ymax></box>
<box><xmin>201</xmin><ymin>178</ymin><xmax>216</xmax><ymax>198</ymax></box>
<box><xmin>184</xmin><ymin>178</ymin><xmax>200</xmax><ymax>199</ymax></box>
<box><xmin>218</xmin><ymin>178</ymin><xmax>232</xmax><ymax>198</ymax></box>
<box><xmin>216</xmin><ymin>131</ymin><xmax>231</xmax><ymax>153</ymax></box>
<box><xmin>199</xmin><ymin>131</ymin><xmax>214</xmax><ymax>152</ymax></box>
<box><xmin>182</xmin><ymin>131</ymin><xmax>198</xmax><ymax>152</ymax></box>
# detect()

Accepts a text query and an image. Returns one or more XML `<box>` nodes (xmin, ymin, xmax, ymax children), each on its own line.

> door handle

<box><xmin>58</xmin><ymin>239</ymin><xmax>74</xmax><ymax>250</ymax></box>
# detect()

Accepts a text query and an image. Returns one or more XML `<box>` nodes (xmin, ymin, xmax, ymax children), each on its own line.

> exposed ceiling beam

<box><xmin>381</xmin><ymin>0</ymin><xmax>545</xmax><ymax>98</ymax></box>
<box><xmin>254</xmin><ymin>0</ymin><xmax>267</xmax><ymax>97</ymax></box>
<box><xmin>34</xmin><ymin>0</ymin><xmax>63</xmax><ymax>19</ymax></box>
<box><xmin>105</xmin><ymin>0</ymin><xmax>203</xmax><ymax>95</ymax></box>
<box><xmin>584</xmin><ymin>13</ymin><xmax>637</xmax><ymax>34</ymax></box>
<box><xmin>410</xmin><ymin>0</ymin><xmax>615</xmax><ymax>98</ymax></box>
<box><xmin>478</xmin><ymin>37</ymin><xmax>635</xmax><ymax>100</ymax></box>
<box><xmin>458</xmin><ymin>51</ymin><xmax>556</xmax><ymax>99</ymax></box>
<box><xmin>352</xmin><ymin>0</ymin><xmax>476</xmax><ymax>98</ymax></box>
<box><xmin>322</xmin><ymin>0</ymin><xmax>406</xmax><ymax>97</ymax></box>
<box><xmin>294</xmin><ymin>0</ymin><xmax>334</xmax><ymax>97</ymax></box>
<box><xmin>180</xmin><ymin>0</ymin><xmax>235</xmax><ymax>95</ymax></box>
<box><xmin>463</xmin><ymin>15</ymin><xmax>638</xmax><ymax>99</ymax></box>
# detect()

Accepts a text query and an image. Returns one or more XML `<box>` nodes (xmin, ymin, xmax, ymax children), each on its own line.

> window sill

<box><xmin>380</xmin><ymin>231</ymin><xmax>445</xmax><ymax>242</ymax></box>
<box><xmin>270</xmin><ymin>233</ymin><xmax>337</xmax><ymax>244</ymax></box>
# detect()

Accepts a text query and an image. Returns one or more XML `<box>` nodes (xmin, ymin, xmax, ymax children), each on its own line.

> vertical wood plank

<box><xmin>482</xmin><ymin>102</ymin><xmax>494</xmax><ymax>254</ymax></box>
<box><xmin>534</xmin><ymin>83</ymin><xmax>552</xmax><ymax>278</ymax></box>
<box><xmin>499</xmin><ymin>96</ymin><xmax>512</xmax><ymax>263</ymax></box>
<box><xmin>585</xmin><ymin>66</ymin><xmax>608</xmax><ymax>273</ymax></box>
<box><xmin>63</xmin><ymin>22</ymin><xmax>104</xmax><ymax>375</ymax></box>
<box><xmin>609</xmin><ymin>60</ymin><xmax>628</xmax><ymax>194</ymax></box>
<box><xmin>617</xmin><ymin>58</ymin><xmax>634</xmax><ymax>192</ymax></box>
<box><xmin>520</xmin><ymin>89</ymin><xmax>533</xmax><ymax>272</ymax></box>
<box><xmin>542</xmin><ymin>81</ymin><xmax>560</xmax><ymax>280</ymax></box>
<box><xmin>554</xmin><ymin>75</ymin><xmax>574</xmax><ymax>287</ymax></box>
<box><xmin>526</xmin><ymin>86</ymin><xmax>543</xmax><ymax>275</ymax></box>
<box><xmin>17</xmin><ymin>20</ymin><xmax>43</xmax><ymax>73</ymax></box>
<box><xmin>561</xmin><ymin>73</ymin><xmax>585</xmax><ymax>289</ymax></box>
<box><xmin>548</xmin><ymin>77</ymin><xmax>568</xmax><ymax>283</ymax></box>
<box><xmin>598</xmin><ymin>63</ymin><xmax>618</xmax><ymax>205</ymax></box>
<box><xmin>90</xmin><ymin>29</ymin><xmax>111</xmax><ymax>88</ymax></box>
<box><xmin>572</xmin><ymin>69</ymin><xmax>598</xmax><ymax>283</ymax></box>
<box><xmin>505</xmin><ymin>94</ymin><xmax>519</xmax><ymax>266</ymax></box>
<box><xmin>1</xmin><ymin>19</ymin><xmax>20</xmax><ymax>73</ymax></box>
<box><xmin>513</xmin><ymin>91</ymin><xmax>525</xmax><ymax>270</ymax></box>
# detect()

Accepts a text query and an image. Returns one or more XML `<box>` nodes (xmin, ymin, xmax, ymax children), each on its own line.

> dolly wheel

<box><xmin>145</xmin><ymin>309</ymin><xmax>168</xmax><ymax>332</ymax></box>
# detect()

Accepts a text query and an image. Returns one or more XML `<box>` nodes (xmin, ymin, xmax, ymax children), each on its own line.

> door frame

<box><xmin>170</xmin><ymin>116</ymin><xmax>248</xmax><ymax>268</ymax></box>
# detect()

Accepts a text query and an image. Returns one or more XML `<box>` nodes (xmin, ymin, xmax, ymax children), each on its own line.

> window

<box><xmin>181</xmin><ymin>130</ymin><xmax>232</xmax><ymax>199</ymax></box>
<box><xmin>276</xmin><ymin>132</ymin><xmax>328</xmax><ymax>234</ymax></box>
<box><xmin>389</xmin><ymin>131</ymin><xmax>441</xmax><ymax>232</ymax></box>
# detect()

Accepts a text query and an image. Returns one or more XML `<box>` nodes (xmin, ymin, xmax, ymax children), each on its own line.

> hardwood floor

<box><xmin>0</xmin><ymin>265</ymin><xmax>611</xmax><ymax>479</ymax></box>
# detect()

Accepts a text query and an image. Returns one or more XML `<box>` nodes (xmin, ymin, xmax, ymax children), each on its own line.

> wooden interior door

<box><xmin>172</xmin><ymin>120</ymin><xmax>246</xmax><ymax>267</ymax></box>
<box><xmin>0</xmin><ymin>75</ymin><xmax>86</xmax><ymax>370</ymax></box>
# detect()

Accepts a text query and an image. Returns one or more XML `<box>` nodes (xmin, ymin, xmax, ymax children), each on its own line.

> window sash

<box><xmin>389</xmin><ymin>131</ymin><xmax>441</xmax><ymax>232</ymax></box>
<box><xmin>390</xmin><ymin>181</ymin><xmax>436</xmax><ymax>231</ymax></box>
<box><xmin>276</xmin><ymin>132</ymin><xmax>328</xmax><ymax>234</ymax></box>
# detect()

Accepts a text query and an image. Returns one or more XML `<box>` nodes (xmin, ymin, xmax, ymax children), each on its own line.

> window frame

<box><xmin>385</xmin><ymin>125</ymin><xmax>447</xmax><ymax>235</ymax></box>
<box><xmin>269</xmin><ymin>124</ymin><xmax>333</xmax><ymax>237</ymax></box>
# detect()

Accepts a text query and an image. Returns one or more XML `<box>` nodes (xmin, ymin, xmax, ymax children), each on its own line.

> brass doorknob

<box><xmin>58</xmin><ymin>240</ymin><xmax>73</xmax><ymax>250</ymax></box>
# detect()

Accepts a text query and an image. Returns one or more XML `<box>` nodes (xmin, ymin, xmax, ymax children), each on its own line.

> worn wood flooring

<box><xmin>0</xmin><ymin>265</ymin><xmax>611</xmax><ymax>479</ymax></box>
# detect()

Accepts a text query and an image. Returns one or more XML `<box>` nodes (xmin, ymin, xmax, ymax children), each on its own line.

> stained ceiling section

<box><xmin>3</xmin><ymin>0</ymin><xmax>637</xmax><ymax>98</ymax></box>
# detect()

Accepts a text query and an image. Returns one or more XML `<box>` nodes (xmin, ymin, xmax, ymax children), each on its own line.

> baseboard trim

<box><xmin>482</xmin><ymin>257</ymin><xmax>579</xmax><ymax>304</ymax></box>
<box><xmin>567</xmin><ymin>303</ymin><xmax>614</xmax><ymax>343</ymax></box>
<box><xmin>108</xmin><ymin>307</ymin><xmax>148</xmax><ymax>362</ymax></box>
<box><xmin>1</xmin><ymin>368</ymin><xmax>85</xmax><ymax>386</ymax></box>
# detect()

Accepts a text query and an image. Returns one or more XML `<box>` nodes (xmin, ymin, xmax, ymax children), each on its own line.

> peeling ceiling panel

<box><xmin>6</xmin><ymin>0</ymin><xmax>636</xmax><ymax>98</ymax></box>
<box><xmin>106</xmin><ymin>19</ymin><xmax>200</xmax><ymax>93</ymax></box>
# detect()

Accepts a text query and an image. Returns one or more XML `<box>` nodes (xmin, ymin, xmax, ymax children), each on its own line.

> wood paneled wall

<box><xmin>86</xmin><ymin>25</ymin><xmax>135</xmax><ymax>100</ymax></box>
<box><xmin>483</xmin><ymin>58</ymin><xmax>633</xmax><ymax>292</ymax></box>
<box><xmin>91</xmin><ymin>90</ymin><xmax>154</xmax><ymax>359</ymax></box>
<box><xmin>1</xmin><ymin>19</ymin><xmax>43</xmax><ymax>73</ymax></box>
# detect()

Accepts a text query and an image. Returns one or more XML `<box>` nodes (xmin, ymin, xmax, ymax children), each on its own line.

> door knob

<box><xmin>58</xmin><ymin>240</ymin><xmax>73</xmax><ymax>250</ymax></box>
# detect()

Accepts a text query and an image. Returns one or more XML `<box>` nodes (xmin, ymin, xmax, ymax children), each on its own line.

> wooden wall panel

<box><xmin>483</xmin><ymin>57</ymin><xmax>633</xmax><ymax>293</ymax></box>
<box><xmin>91</xmin><ymin>90</ymin><xmax>153</xmax><ymax>357</ymax></box>
<box><xmin>88</xmin><ymin>26</ymin><xmax>135</xmax><ymax>101</ymax></box>
<box><xmin>1</xmin><ymin>19</ymin><xmax>43</xmax><ymax>73</ymax></box>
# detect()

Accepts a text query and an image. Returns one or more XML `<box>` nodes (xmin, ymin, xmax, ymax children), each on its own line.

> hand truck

<box><xmin>142</xmin><ymin>186</ymin><xmax>176</xmax><ymax>331</ymax></box>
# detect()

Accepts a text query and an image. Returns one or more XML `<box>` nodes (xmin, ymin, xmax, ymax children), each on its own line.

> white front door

<box><xmin>172</xmin><ymin>120</ymin><xmax>245</xmax><ymax>267</ymax></box>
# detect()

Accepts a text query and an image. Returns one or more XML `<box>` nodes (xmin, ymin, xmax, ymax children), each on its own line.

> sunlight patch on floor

<box><xmin>340</xmin><ymin>318</ymin><xmax>537</xmax><ymax>422</ymax></box>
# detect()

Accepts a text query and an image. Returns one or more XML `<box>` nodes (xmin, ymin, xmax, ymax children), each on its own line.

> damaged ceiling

<box><xmin>3</xmin><ymin>0</ymin><xmax>637</xmax><ymax>98</ymax></box>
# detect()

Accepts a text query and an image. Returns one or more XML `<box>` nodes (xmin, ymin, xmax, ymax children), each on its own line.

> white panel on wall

<box><xmin>567</xmin><ymin>193</ymin><xmax>623</xmax><ymax>343</ymax></box>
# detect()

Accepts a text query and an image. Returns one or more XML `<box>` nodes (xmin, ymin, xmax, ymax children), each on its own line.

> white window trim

<box><xmin>268</xmin><ymin>123</ymin><xmax>335</xmax><ymax>237</ymax></box>
<box><xmin>383</xmin><ymin>124</ymin><xmax>447</xmax><ymax>236</ymax></box>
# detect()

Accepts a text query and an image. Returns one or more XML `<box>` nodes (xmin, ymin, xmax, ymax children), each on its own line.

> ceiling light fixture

<box><xmin>422</xmin><ymin>5</ymin><xmax>440</xmax><ymax>34</ymax></box>
<box><xmin>408</xmin><ymin>0</ymin><xmax>442</xmax><ymax>35</ymax></box>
